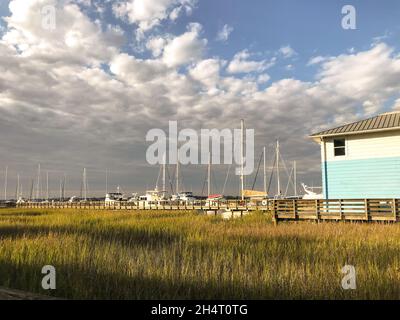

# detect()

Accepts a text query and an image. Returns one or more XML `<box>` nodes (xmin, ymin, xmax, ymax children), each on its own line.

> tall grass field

<box><xmin>0</xmin><ymin>208</ymin><xmax>399</xmax><ymax>299</ymax></box>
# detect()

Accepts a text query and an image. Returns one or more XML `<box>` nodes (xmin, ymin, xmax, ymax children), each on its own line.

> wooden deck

<box><xmin>16</xmin><ymin>199</ymin><xmax>400</xmax><ymax>222</ymax></box>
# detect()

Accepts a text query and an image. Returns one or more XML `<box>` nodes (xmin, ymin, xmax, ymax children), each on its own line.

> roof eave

<box><xmin>309</xmin><ymin>126</ymin><xmax>400</xmax><ymax>141</ymax></box>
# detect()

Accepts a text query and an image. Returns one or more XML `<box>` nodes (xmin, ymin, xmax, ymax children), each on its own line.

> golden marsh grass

<box><xmin>0</xmin><ymin>208</ymin><xmax>399</xmax><ymax>299</ymax></box>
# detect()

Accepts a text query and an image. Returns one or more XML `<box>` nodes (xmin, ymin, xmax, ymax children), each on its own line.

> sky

<box><xmin>1</xmin><ymin>0</ymin><xmax>400</xmax><ymax>198</ymax></box>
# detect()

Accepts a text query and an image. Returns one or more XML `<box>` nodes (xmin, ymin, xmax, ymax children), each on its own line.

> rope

<box><xmin>201</xmin><ymin>165</ymin><xmax>208</xmax><ymax>197</ymax></box>
<box><xmin>166</xmin><ymin>166</ymin><xmax>174</xmax><ymax>194</ymax></box>
<box><xmin>251</xmin><ymin>151</ymin><xmax>264</xmax><ymax>190</ymax></box>
<box><xmin>267</xmin><ymin>155</ymin><xmax>276</xmax><ymax>194</ymax></box>
<box><xmin>222</xmin><ymin>163</ymin><xmax>231</xmax><ymax>195</ymax></box>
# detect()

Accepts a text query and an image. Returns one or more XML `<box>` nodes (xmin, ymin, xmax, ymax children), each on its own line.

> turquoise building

<box><xmin>311</xmin><ymin>111</ymin><xmax>400</xmax><ymax>199</ymax></box>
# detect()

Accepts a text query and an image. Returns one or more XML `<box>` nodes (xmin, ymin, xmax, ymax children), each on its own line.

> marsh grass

<box><xmin>0</xmin><ymin>208</ymin><xmax>399</xmax><ymax>299</ymax></box>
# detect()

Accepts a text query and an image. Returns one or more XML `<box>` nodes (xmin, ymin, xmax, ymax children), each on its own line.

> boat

<box><xmin>68</xmin><ymin>196</ymin><xmax>79</xmax><ymax>203</ymax></box>
<box><xmin>301</xmin><ymin>183</ymin><xmax>323</xmax><ymax>199</ymax></box>
<box><xmin>136</xmin><ymin>188</ymin><xmax>169</xmax><ymax>208</ymax></box>
<box><xmin>105</xmin><ymin>186</ymin><xmax>127</xmax><ymax>204</ymax></box>
<box><xmin>16</xmin><ymin>197</ymin><xmax>26</xmax><ymax>204</ymax></box>
<box><xmin>171</xmin><ymin>191</ymin><xmax>196</xmax><ymax>204</ymax></box>
<box><xmin>206</xmin><ymin>194</ymin><xmax>224</xmax><ymax>205</ymax></box>
<box><xmin>127</xmin><ymin>193</ymin><xmax>139</xmax><ymax>203</ymax></box>
<box><xmin>105</xmin><ymin>192</ymin><xmax>124</xmax><ymax>203</ymax></box>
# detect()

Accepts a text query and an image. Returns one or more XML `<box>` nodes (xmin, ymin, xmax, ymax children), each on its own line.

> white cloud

<box><xmin>3</xmin><ymin>0</ymin><xmax>124</xmax><ymax>65</ymax></box>
<box><xmin>146</xmin><ymin>36</ymin><xmax>167</xmax><ymax>57</ymax></box>
<box><xmin>227</xmin><ymin>49</ymin><xmax>275</xmax><ymax>74</ymax></box>
<box><xmin>257</xmin><ymin>74</ymin><xmax>270</xmax><ymax>84</ymax></box>
<box><xmin>307</xmin><ymin>56</ymin><xmax>328</xmax><ymax>66</ymax></box>
<box><xmin>113</xmin><ymin>0</ymin><xmax>196</xmax><ymax>38</ymax></box>
<box><xmin>285</xmin><ymin>64</ymin><xmax>294</xmax><ymax>71</ymax></box>
<box><xmin>189</xmin><ymin>58</ymin><xmax>224</xmax><ymax>93</ymax></box>
<box><xmin>110</xmin><ymin>53</ymin><xmax>168</xmax><ymax>84</ymax></box>
<box><xmin>162</xmin><ymin>23</ymin><xmax>207</xmax><ymax>67</ymax></box>
<box><xmin>2</xmin><ymin>2</ymin><xmax>400</xmax><ymax>193</ymax></box>
<box><xmin>216</xmin><ymin>24</ymin><xmax>233</xmax><ymax>42</ymax></box>
<box><xmin>317</xmin><ymin>43</ymin><xmax>400</xmax><ymax>114</ymax></box>
<box><xmin>279</xmin><ymin>45</ymin><xmax>297</xmax><ymax>58</ymax></box>
<box><xmin>392</xmin><ymin>98</ymin><xmax>400</xmax><ymax>111</ymax></box>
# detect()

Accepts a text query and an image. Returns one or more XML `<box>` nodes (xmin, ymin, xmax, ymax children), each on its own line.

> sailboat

<box><xmin>68</xmin><ymin>168</ymin><xmax>88</xmax><ymax>203</ymax></box>
<box><xmin>301</xmin><ymin>183</ymin><xmax>323</xmax><ymax>199</ymax></box>
<box><xmin>137</xmin><ymin>158</ymin><xmax>169</xmax><ymax>208</ymax></box>
<box><xmin>15</xmin><ymin>173</ymin><xmax>26</xmax><ymax>204</ymax></box>
<box><xmin>205</xmin><ymin>120</ymin><xmax>248</xmax><ymax>219</ymax></box>
<box><xmin>204</xmin><ymin>152</ymin><xmax>224</xmax><ymax>208</ymax></box>
<box><xmin>171</xmin><ymin>154</ymin><xmax>196</xmax><ymax>204</ymax></box>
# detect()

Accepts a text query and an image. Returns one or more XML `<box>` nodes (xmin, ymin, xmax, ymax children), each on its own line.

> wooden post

<box><xmin>365</xmin><ymin>199</ymin><xmax>369</xmax><ymax>221</ymax></box>
<box><xmin>293</xmin><ymin>199</ymin><xmax>296</xmax><ymax>220</ymax></box>
<box><xmin>273</xmin><ymin>200</ymin><xmax>278</xmax><ymax>225</ymax></box>
<box><xmin>339</xmin><ymin>199</ymin><xmax>343</xmax><ymax>221</ymax></box>
<box><xmin>393</xmin><ymin>199</ymin><xmax>397</xmax><ymax>221</ymax></box>
<box><xmin>315</xmin><ymin>199</ymin><xmax>319</xmax><ymax>222</ymax></box>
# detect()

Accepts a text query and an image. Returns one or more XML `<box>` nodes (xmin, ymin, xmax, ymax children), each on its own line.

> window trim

<box><xmin>333</xmin><ymin>138</ymin><xmax>346</xmax><ymax>157</ymax></box>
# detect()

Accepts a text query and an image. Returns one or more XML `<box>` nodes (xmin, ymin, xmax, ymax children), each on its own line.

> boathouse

<box><xmin>311</xmin><ymin>111</ymin><xmax>400</xmax><ymax>199</ymax></box>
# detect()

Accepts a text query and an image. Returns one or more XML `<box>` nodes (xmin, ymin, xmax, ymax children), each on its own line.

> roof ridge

<box><xmin>382</xmin><ymin>110</ymin><xmax>400</xmax><ymax>115</ymax></box>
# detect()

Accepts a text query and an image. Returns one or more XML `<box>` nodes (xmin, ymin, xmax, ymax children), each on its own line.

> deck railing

<box><xmin>15</xmin><ymin>199</ymin><xmax>400</xmax><ymax>222</ymax></box>
<box><xmin>271</xmin><ymin>199</ymin><xmax>399</xmax><ymax>222</ymax></box>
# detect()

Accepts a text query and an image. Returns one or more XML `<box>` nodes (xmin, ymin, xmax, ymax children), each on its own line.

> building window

<box><xmin>334</xmin><ymin>139</ymin><xmax>346</xmax><ymax>156</ymax></box>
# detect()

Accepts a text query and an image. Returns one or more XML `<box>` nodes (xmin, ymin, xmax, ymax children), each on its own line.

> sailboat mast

<box><xmin>176</xmin><ymin>155</ymin><xmax>179</xmax><ymax>194</ymax></box>
<box><xmin>59</xmin><ymin>177</ymin><xmax>62</xmax><ymax>201</ymax></box>
<box><xmin>36</xmin><ymin>164</ymin><xmax>41</xmax><ymax>200</ymax></box>
<box><xmin>263</xmin><ymin>146</ymin><xmax>267</xmax><ymax>194</ymax></box>
<box><xmin>162</xmin><ymin>154</ymin><xmax>166</xmax><ymax>197</ymax></box>
<box><xmin>29</xmin><ymin>179</ymin><xmax>34</xmax><ymax>201</ymax></box>
<box><xmin>83</xmin><ymin>168</ymin><xmax>87</xmax><ymax>201</ymax></box>
<box><xmin>62</xmin><ymin>173</ymin><xmax>66</xmax><ymax>200</ymax></box>
<box><xmin>15</xmin><ymin>173</ymin><xmax>19</xmax><ymax>200</ymax></box>
<box><xmin>17</xmin><ymin>174</ymin><xmax>20</xmax><ymax>199</ymax></box>
<box><xmin>207</xmin><ymin>152</ymin><xmax>211</xmax><ymax>196</ymax></box>
<box><xmin>105</xmin><ymin>168</ymin><xmax>108</xmax><ymax>195</ymax></box>
<box><xmin>46</xmin><ymin>171</ymin><xmax>49</xmax><ymax>200</ymax></box>
<box><xmin>4</xmin><ymin>166</ymin><xmax>7</xmax><ymax>201</ymax></box>
<box><xmin>294</xmin><ymin>161</ymin><xmax>297</xmax><ymax>197</ymax></box>
<box><xmin>276</xmin><ymin>141</ymin><xmax>281</xmax><ymax>197</ymax></box>
<box><xmin>241</xmin><ymin>119</ymin><xmax>245</xmax><ymax>201</ymax></box>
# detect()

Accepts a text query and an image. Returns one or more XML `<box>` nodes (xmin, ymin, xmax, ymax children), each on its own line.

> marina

<box><xmin>6</xmin><ymin>113</ymin><xmax>400</xmax><ymax>223</ymax></box>
<box><xmin>17</xmin><ymin>198</ymin><xmax>400</xmax><ymax>223</ymax></box>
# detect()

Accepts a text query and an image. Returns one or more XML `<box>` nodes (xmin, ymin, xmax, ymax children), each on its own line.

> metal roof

<box><xmin>310</xmin><ymin>111</ymin><xmax>400</xmax><ymax>138</ymax></box>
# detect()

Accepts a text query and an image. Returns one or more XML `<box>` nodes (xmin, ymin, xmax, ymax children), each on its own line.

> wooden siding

<box><xmin>324</xmin><ymin>130</ymin><xmax>400</xmax><ymax>162</ymax></box>
<box><xmin>323</xmin><ymin>157</ymin><xmax>400</xmax><ymax>199</ymax></box>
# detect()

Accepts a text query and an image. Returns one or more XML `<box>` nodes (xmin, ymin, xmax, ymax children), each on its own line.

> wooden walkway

<box><xmin>0</xmin><ymin>287</ymin><xmax>59</xmax><ymax>300</ymax></box>
<box><xmin>16</xmin><ymin>199</ymin><xmax>400</xmax><ymax>222</ymax></box>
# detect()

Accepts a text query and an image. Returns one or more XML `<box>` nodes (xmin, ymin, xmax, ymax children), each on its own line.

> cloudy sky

<box><xmin>1</xmin><ymin>0</ymin><xmax>400</xmax><ymax>197</ymax></box>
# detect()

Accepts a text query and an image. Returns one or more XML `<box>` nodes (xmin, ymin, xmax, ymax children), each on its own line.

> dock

<box><xmin>16</xmin><ymin>199</ymin><xmax>400</xmax><ymax>222</ymax></box>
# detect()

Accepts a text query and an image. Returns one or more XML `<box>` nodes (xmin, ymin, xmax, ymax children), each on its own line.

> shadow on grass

<box><xmin>0</xmin><ymin>224</ymin><xmax>183</xmax><ymax>249</ymax></box>
<box><xmin>0</xmin><ymin>212</ymin><xmax>46</xmax><ymax>217</ymax></box>
<box><xmin>2</xmin><ymin>259</ymin><xmax>398</xmax><ymax>299</ymax></box>
<box><xmin>0</xmin><ymin>260</ymin><xmax>273</xmax><ymax>299</ymax></box>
